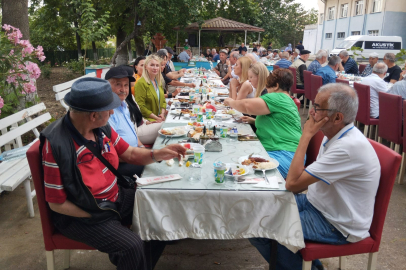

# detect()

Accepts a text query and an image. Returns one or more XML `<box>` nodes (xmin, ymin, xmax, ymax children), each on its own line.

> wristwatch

<box><xmin>150</xmin><ymin>149</ymin><xmax>162</xmax><ymax>163</ymax></box>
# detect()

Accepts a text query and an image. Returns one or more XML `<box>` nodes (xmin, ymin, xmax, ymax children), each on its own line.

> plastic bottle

<box><xmin>0</xmin><ymin>144</ymin><xmax>31</xmax><ymax>161</ymax></box>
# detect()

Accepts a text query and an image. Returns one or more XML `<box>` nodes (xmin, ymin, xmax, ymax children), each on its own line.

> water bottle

<box><xmin>210</xmin><ymin>61</ymin><xmax>214</xmax><ymax>70</ymax></box>
<box><xmin>0</xmin><ymin>144</ymin><xmax>31</xmax><ymax>161</ymax></box>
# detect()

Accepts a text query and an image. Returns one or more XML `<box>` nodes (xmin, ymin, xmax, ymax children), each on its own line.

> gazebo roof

<box><xmin>173</xmin><ymin>17</ymin><xmax>264</xmax><ymax>32</ymax></box>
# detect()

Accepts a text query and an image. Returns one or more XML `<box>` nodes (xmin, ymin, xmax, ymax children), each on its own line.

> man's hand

<box><xmin>188</xmin><ymin>83</ymin><xmax>196</xmax><ymax>88</ymax></box>
<box><xmin>240</xmin><ymin>116</ymin><xmax>255</xmax><ymax>125</ymax></box>
<box><xmin>173</xmin><ymin>88</ymin><xmax>181</xmax><ymax>97</ymax></box>
<box><xmin>223</xmin><ymin>97</ymin><xmax>234</xmax><ymax>107</ymax></box>
<box><xmin>303</xmin><ymin>116</ymin><xmax>329</xmax><ymax>139</ymax></box>
<box><xmin>226</xmin><ymin>59</ymin><xmax>230</xmax><ymax>66</ymax></box>
<box><xmin>154</xmin><ymin>144</ymin><xmax>187</xmax><ymax>161</ymax></box>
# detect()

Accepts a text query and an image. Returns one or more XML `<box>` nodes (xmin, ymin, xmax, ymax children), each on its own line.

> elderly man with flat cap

<box><xmin>40</xmin><ymin>77</ymin><xmax>186</xmax><ymax>270</ymax></box>
<box><xmin>291</xmin><ymin>49</ymin><xmax>311</xmax><ymax>89</ymax></box>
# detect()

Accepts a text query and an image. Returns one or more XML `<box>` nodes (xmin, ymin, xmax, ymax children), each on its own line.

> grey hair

<box><xmin>281</xmin><ymin>52</ymin><xmax>289</xmax><ymax>59</ymax></box>
<box><xmin>372</xmin><ymin>62</ymin><xmax>388</xmax><ymax>74</ymax></box>
<box><xmin>156</xmin><ymin>49</ymin><xmax>168</xmax><ymax>59</ymax></box>
<box><xmin>230</xmin><ymin>51</ymin><xmax>240</xmax><ymax>60</ymax></box>
<box><xmin>212</xmin><ymin>48</ymin><xmax>217</xmax><ymax>52</ymax></box>
<box><xmin>294</xmin><ymin>49</ymin><xmax>300</xmax><ymax>54</ymax></box>
<box><xmin>328</xmin><ymin>55</ymin><xmax>341</xmax><ymax>66</ymax></box>
<box><xmin>69</xmin><ymin>107</ymin><xmax>92</xmax><ymax>115</ymax></box>
<box><xmin>318</xmin><ymin>83</ymin><xmax>358</xmax><ymax>124</ymax></box>
<box><xmin>384</xmin><ymin>53</ymin><xmax>396</xmax><ymax>62</ymax></box>
<box><xmin>316</xmin><ymin>50</ymin><xmax>328</xmax><ymax>59</ymax></box>
<box><xmin>339</xmin><ymin>50</ymin><xmax>349</xmax><ymax>57</ymax></box>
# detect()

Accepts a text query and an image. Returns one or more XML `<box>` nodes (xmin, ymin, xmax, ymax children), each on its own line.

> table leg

<box><xmin>269</xmin><ymin>239</ymin><xmax>278</xmax><ymax>270</ymax></box>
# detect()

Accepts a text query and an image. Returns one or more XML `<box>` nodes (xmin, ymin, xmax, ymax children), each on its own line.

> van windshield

<box><xmin>335</xmin><ymin>40</ymin><xmax>355</xmax><ymax>49</ymax></box>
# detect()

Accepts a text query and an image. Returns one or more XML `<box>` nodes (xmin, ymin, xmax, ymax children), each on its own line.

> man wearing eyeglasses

<box><xmin>40</xmin><ymin>77</ymin><xmax>186</xmax><ymax>270</ymax></box>
<box><xmin>249</xmin><ymin>83</ymin><xmax>380</xmax><ymax>270</ymax></box>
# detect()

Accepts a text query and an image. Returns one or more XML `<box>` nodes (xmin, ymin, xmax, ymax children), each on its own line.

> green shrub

<box><xmin>40</xmin><ymin>63</ymin><xmax>52</xmax><ymax>79</ymax></box>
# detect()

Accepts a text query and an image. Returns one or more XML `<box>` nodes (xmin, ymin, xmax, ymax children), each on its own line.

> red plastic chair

<box><xmin>303</xmin><ymin>70</ymin><xmax>312</xmax><ymax>114</ymax></box>
<box><xmin>273</xmin><ymin>65</ymin><xmax>280</xmax><ymax>71</ymax></box>
<box><xmin>359</xmin><ymin>64</ymin><xmax>367</xmax><ymax>74</ymax></box>
<box><xmin>26</xmin><ymin>141</ymin><xmax>95</xmax><ymax>270</ymax></box>
<box><xmin>353</xmin><ymin>82</ymin><xmax>379</xmax><ymax>139</ymax></box>
<box><xmin>336</xmin><ymin>78</ymin><xmax>350</xmax><ymax>85</ymax></box>
<box><xmin>301</xmin><ymin>139</ymin><xmax>402</xmax><ymax>270</ymax></box>
<box><xmin>397</xmin><ymin>100</ymin><xmax>406</xmax><ymax>184</ymax></box>
<box><xmin>377</xmin><ymin>92</ymin><xmax>402</xmax><ymax>152</ymax></box>
<box><xmin>291</xmin><ymin>96</ymin><xmax>301</xmax><ymax>112</ymax></box>
<box><xmin>288</xmin><ymin>66</ymin><xmax>305</xmax><ymax>99</ymax></box>
<box><xmin>305</xmin><ymin>130</ymin><xmax>324</xmax><ymax>167</ymax></box>
<box><xmin>309</xmin><ymin>75</ymin><xmax>323</xmax><ymax>117</ymax></box>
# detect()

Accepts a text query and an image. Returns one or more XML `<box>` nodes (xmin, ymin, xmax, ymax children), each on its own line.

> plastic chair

<box><xmin>305</xmin><ymin>130</ymin><xmax>324</xmax><ymax>167</ymax></box>
<box><xmin>377</xmin><ymin>92</ymin><xmax>402</xmax><ymax>153</ymax></box>
<box><xmin>26</xmin><ymin>141</ymin><xmax>95</xmax><ymax>270</ymax></box>
<box><xmin>273</xmin><ymin>65</ymin><xmax>280</xmax><ymax>71</ymax></box>
<box><xmin>291</xmin><ymin>96</ymin><xmax>301</xmax><ymax>112</ymax></box>
<box><xmin>309</xmin><ymin>75</ymin><xmax>322</xmax><ymax>117</ymax></box>
<box><xmin>301</xmin><ymin>139</ymin><xmax>402</xmax><ymax>270</ymax></box>
<box><xmin>397</xmin><ymin>100</ymin><xmax>406</xmax><ymax>184</ymax></box>
<box><xmin>303</xmin><ymin>71</ymin><xmax>312</xmax><ymax>114</ymax></box>
<box><xmin>335</xmin><ymin>78</ymin><xmax>350</xmax><ymax>85</ymax></box>
<box><xmin>353</xmin><ymin>82</ymin><xmax>379</xmax><ymax>139</ymax></box>
<box><xmin>359</xmin><ymin>64</ymin><xmax>367</xmax><ymax>74</ymax></box>
<box><xmin>288</xmin><ymin>66</ymin><xmax>305</xmax><ymax>99</ymax></box>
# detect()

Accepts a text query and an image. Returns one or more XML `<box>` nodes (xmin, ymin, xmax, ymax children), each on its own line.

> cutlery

<box><xmin>161</xmin><ymin>135</ymin><xmax>167</xmax><ymax>144</ymax></box>
<box><xmin>178</xmin><ymin>112</ymin><xmax>183</xmax><ymax>120</ymax></box>
<box><xmin>248</xmin><ymin>153</ymin><xmax>254</xmax><ymax>159</ymax></box>
<box><xmin>262</xmin><ymin>169</ymin><xmax>270</xmax><ymax>185</ymax></box>
<box><xmin>173</xmin><ymin>114</ymin><xmax>179</xmax><ymax>119</ymax></box>
<box><xmin>165</xmin><ymin>137</ymin><xmax>171</xmax><ymax>145</ymax></box>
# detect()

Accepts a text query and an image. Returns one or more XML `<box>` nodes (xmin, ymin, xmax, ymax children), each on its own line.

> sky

<box><xmin>294</xmin><ymin>0</ymin><xmax>319</xmax><ymax>11</ymax></box>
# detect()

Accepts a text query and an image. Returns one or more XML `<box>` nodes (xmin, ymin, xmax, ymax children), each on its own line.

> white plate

<box><xmin>214</xmin><ymin>114</ymin><xmax>232</xmax><ymax>120</ymax></box>
<box><xmin>224</xmin><ymin>163</ymin><xmax>250</xmax><ymax>176</ymax></box>
<box><xmin>170</xmin><ymin>109</ymin><xmax>181</xmax><ymax>115</ymax></box>
<box><xmin>237</xmin><ymin>155</ymin><xmax>279</xmax><ymax>171</ymax></box>
<box><xmin>158</xmin><ymin>126</ymin><xmax>189</xmax><ymax>137</ymax></box>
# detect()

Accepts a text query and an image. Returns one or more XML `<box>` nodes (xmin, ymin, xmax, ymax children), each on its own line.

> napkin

<box><xmin>252</xmin><ymin>176</ymin><xmax>280</xmax><ymax>189</ymax></box>
<box><xmin>136</xmin><ymin>174</ymin><xmax>182</xmax><ymax>186</ymax></box>
<box><xmin>238</xmin><ymin>177</ymin><xmax>264</xmax><ymax>184</ymax></box>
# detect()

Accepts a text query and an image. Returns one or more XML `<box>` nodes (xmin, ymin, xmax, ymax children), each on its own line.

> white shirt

<box><xmin>231</xmin><ymin>64</ymin><xmax>239</xmax><ymax>80</ymax></box>
<box><xmin>306</xmin><ymin>124</ymin><xmax>380</xmax><ymax>243</ymax></box>
<box><xmin>360</xmin><ymin>74</ymin><xmax>388</xmax><ymax>118</ymax></box>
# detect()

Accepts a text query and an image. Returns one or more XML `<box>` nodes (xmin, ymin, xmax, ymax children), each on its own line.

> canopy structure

<box><xmin>174</xmin><ymin>17</ymin><xmax>265</xmax><ymax>54</ymax></box>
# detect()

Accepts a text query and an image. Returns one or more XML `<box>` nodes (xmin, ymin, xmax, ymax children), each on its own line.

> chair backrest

<box><xmin>0</xmin><ymin>103</ymin><xmax>51</xmax><ymax>151</ymax></box>
<box><xmin>378</xmin><ymin>92</ymin><xmax>402</xmax><ymax>144</ymax></box>
<box><xmin>353</xmin><ymin>82</ymin><xmax>371</xmax><ymax>124</ymax></box>
<box><xmin>303</xmin><ymin>70</ymin><xmax>312</xmax><ymax>99</ymax></box>
<box><xmin>291</xmin><ymin>97</ymin><xmax>300</xmax><ymax>112</ymax></box>
<box><xmin>367</xmin><ymin>139</ymin><xmax>401</xmax><ymax>250</ymax></box>
<box><xmin>359</xmin><ymin>64</ymin><xmax>367</xmax><ymax>74</ymax></box>
<box><xmin>26</xmin><ymin>140</ymin><xmax>57</xmax><ymax>250</ymax></box>
<box><xmin>403</xmin><ymin>100</ymin><xmax>406</xmax><ymax>153</ymax></box>
<box><xmin>310</xmin><ymin>74</ymin><xmax>322</xmax><ymax>102</ymax></box>
<box><xmin>288</xmin><ymin>66</ymin><xmax>297</xmax><ymax>92</ymax></box>
<box><xmin>273</xmin><ymin>65</ymin><xmax>280</xmax><ymax>71</ymax></box>
<box><xmin>335</xmin><ymin>78</ymin><xmax>349</xmax><ymax>85</ymax></box>
<box><xmin>305</xmin><ymin>130</ymin><xmax>324</xmax><ymax>167</ymax></box>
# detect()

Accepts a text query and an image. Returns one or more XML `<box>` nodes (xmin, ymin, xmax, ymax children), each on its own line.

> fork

<box><xmin>161</xmin><ymin>135</ymin><xmax>168</xmax><ymax>144</ymax></box>
<box><xmin>165</xmin><ymin>137</ymin><xmax>171</xmax><ymax>145</ymax></box>
<box><xmin>248</xmin><ymin>152</ymin><xmax>254</xmax><ymax>159</ymax></box>
<box><xmin>262</xmin><ymin>169</ymin><xmax>270</xmax><ymax>185</ymax></box>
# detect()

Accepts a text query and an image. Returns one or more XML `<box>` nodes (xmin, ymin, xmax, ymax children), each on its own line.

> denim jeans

<box><xmin>249</xmin><ymin>194</ymin><xmax>348</xmax><ymax>270</ymax></box>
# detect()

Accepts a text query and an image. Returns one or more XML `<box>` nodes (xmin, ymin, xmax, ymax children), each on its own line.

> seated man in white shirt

<box><xmin>249</xmin><ymin>83</ymin><xmax>381</xmax><ymax>270</ymax></box>
<box><xmin>359</xmin><ymin>62</ymin><xmax>388</xmax><ymax>119</ymax></box>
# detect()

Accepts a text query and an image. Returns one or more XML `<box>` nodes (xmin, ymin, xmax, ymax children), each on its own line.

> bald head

<box><xmin>373</xmin><ymin>62</ymin><xmax>388</xmax><ymax>78</ymax></box>
<box><xmin>281</xmin><ymin>52</ymin><xmax>289</xmax><ymax>59</ymax></box>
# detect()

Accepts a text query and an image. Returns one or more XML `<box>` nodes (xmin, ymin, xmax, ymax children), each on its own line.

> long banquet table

<box><xmin>132</xmin><ymin>69</ymin><xmax>305</xmax><ymax>267</ymax></box>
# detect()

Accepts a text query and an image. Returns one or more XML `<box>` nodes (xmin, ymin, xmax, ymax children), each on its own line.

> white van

<box><xmin>329</xmin><ymin>35</ymin><xmax>402</xmax><ymax>60</ymax></box>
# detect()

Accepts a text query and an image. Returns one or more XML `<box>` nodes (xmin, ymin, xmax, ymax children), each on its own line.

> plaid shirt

<box><xmin>307</xmin><ymin>60</ymin><xmax>322</xmax><ymax>74</ymax></box>
<box><xmin>361</xmin><ymin>64</ymin><xmax>373</xmax><ymax>77</ymax></box>
<box><xmin>343</xmin><ymin>57</ymin><xmax>359</xmax><ymax>75</ymax></box>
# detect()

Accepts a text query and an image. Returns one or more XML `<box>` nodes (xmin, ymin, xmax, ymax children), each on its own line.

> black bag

<box><xmin>84</xmin><ymin>141</ymin><xmax>136</xmax><ymax>189</ymax></box>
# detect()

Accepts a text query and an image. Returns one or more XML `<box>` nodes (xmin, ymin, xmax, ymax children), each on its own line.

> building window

<box><xmin>368</xmin><ymin>30</ymin><xmax>379</xmax><ymax>36</ymax></box>
<box><xmin>351</xmin><ymin>31</ymin><xmax>361</xmax><ymax>35</ymax></box>
<box><xmin>328</xmin><ymin>7</ymin><xmax>335</xmax><ymax>20</ymax></box>
<box><xmin>337</xmin><ymin>32</ymin><xmax>345</xmax><ymax>39</ymax></box>
<box><xmin>355</xmin><ymin>1</ymin><xmax>364</xmax><ymax>15</ymax></box>
<box><xmin>320</xmin><ymin>13</ymin><xmax>324</xmax><ymax>24</ymax></box>
<box><xmin>372</xmin><ymin>0</ymin><xmax>382</xmax><ymax>13</ymax></box>
<box><xmin>326</xmin><ymin>33</ymin><xmax>332</xmax><ymax>39</ymax></box>
<box><xmin>341</xmin><ymin>4</ymin><xmax>348</xmax><ymax>18</ymax></box>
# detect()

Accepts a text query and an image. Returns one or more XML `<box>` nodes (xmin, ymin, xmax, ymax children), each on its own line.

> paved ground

<box><xmin>0</xmin><ymin>110</ymin><xmax>406</xmax><ymax>270</ymax></box>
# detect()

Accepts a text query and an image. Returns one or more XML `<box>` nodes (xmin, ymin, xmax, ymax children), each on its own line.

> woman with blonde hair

<box><xmin>134</xmin><ymin>54</ymin><xmax>167</xmax><ymax>122</ymax></box>
<box><xmin>229</xmin><ymin>56</ymin><xmax>253</xmax><ymax>99</ymax></box>
<box><xmin>249</xmin><ymin>62</ymin><xmax>269</xmax><ymax>98</ymax></box>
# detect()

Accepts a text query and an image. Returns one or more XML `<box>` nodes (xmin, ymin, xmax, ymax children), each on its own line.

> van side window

<box><xmin>353</xmin><ymin>41</ymin><xmax>364</xmax><ymax>48</ymax></box>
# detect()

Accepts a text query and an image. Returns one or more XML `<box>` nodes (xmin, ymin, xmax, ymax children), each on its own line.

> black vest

<box><xmin>40</xmin><ymin>117</ymin><xmax>120</xmax><ymax>223</ymax></box>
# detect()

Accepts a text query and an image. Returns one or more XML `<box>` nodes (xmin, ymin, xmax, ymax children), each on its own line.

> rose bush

<box><xmin>0</xmin><ymin>24</ymin><xmax>45</xmax><ymax>117</ymax></box>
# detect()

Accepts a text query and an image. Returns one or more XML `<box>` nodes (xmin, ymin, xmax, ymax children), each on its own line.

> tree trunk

<box><xmin>128</xmin><ymin>42</ymin><xmax>133</xmax><ymax>62</ymax></box>
<box><xmin>115</xmin><ymin>27</ymin><xmax>129</xmax><ymax>66</ymax></box>
<box><xmin>134</xmin><ymin>36</ymin><xmax>144</xmax><ymax>57</ymax></box>
<box><xmin>74</xmin><ymin>20</ymin><xmax>82</xmax><ymax>58</ymax></box>
<box><xmin>92</xmin><ymin>41</ymin><xmax>98</xmax><ymax>61</ymax></box>
<box><xmin>2</xmin><ymin>0</ymin><xmax>30</xmax><ymax>40</ymax></box>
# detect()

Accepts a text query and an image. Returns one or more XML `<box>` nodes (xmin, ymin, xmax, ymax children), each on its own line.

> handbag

<box><xmin>84</xmin><ymin>141</ymin><xmax>136</xmax><ymax>189</ymax></box>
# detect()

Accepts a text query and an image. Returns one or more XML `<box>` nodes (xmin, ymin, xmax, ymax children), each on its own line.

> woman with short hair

<box><xmin>224</xmin><ymin>68</ymin><xmax>302</xmax><ymax>178</ymax></box>
<box><xmin>131</xmin><ymin>56</ymin><xmax>146</xmax><ymax>96</ymax></box>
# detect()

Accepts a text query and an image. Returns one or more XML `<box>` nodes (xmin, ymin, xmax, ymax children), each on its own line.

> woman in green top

<box><xmin>224</xmin><ymin>68</ymin><xmax>302</xmax><ymax>178</ymax></box>
<box><xmin>134</xmin><ymin>54</ymin><xmax>167</xmax><ymax>122</ymax></box>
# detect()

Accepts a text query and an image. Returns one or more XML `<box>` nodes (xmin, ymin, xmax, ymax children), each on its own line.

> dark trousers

<box><xmin>53</xmin><ymin>188</ymin><xmax>165</xmax><ymax>270</ymax></box>
<box><xmin>118</xmin><ymin>162</ymin><xmax>145</xmax><ymax>178</ymax></box>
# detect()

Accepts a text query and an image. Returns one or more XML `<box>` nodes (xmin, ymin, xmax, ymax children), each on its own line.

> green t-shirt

<box><xmin>255</xmin><ymin>93</ymin><xmax>302</xmax><ymax>152</ymax></box>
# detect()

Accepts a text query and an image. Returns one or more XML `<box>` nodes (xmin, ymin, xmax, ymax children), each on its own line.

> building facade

<box><xmin>303</xmin><ymin>0</ymin><xmax>406</xmax><ymax>53</ymax></box>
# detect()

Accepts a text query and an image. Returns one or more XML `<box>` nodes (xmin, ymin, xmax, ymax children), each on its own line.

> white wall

<box><xmin>303</xmin><ymin>28</ymin><xmax>318</xmax><ymax>54</ymax></box>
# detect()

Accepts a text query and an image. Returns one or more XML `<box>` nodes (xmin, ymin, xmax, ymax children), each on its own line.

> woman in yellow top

<box><xmin>134</xmin><ymin>55</ymin><xmax>167</xmax><ymax>122</ymax></box>
<box><xmin>131</xmin><ymin>56</ymin><xmax>146</xmax><ymax>96</ymax></box>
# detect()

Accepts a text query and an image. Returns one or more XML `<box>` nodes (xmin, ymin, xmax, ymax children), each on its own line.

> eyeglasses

<box><xmin>77</xmin><ymin>152</ymin><xmax>94</xmax><ymax>165</ymax></box>
<box><xmin>313</xmin><ymin>107</ymin><xmax>335</xmax><ymax>113</ymax></box>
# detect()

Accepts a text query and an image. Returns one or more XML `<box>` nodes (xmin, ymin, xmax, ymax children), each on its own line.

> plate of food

<box><xmin>214</xmin><ymin>114</ymin><xmax>232</xmax><ymax>120</ymax></box>
<box><xmin>238</xmin><ymin>155</ymin><xmax>279</xmax><ymax>171</ymax></box>
<box><xmin>224</xmin><ymin>163</ymin><xmax>250</xmax><ymax>176</ymax></box>
<box><xmin>158</xmin><ymin>126</ymin><xmax>189</xmax><ymax>137</ymax></box>
<box><xmin>188</xmin><ymin>127</ymin><xmax>214</xmax><ymax>141</ymax></box>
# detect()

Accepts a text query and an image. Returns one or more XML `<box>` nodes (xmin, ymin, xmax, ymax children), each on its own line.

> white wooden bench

<box><xmin>0</xmin><ymin>103</ymin><xmax>51</xmax><ymax>217</ymax></box>
<box><xmin>53</xmin><ymin>72</ymin><xmax>97</xmax><ymax>111</ymax></box>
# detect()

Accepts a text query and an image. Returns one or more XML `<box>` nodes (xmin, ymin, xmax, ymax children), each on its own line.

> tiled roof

<box><xmin>174</xmin><ymin>17</ymin><xmax>264</xmax><ymax>32</ymax></box>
